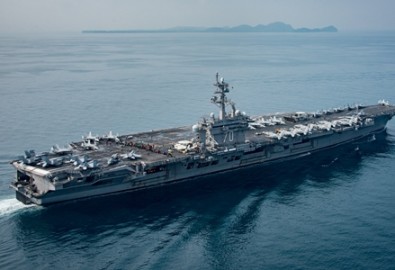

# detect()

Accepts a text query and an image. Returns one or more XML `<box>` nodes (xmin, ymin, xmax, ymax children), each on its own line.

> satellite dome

<box><xmin>192</xmin><ymin>124</ymin><xmax>199</xmax><ymax>132</ymax></box>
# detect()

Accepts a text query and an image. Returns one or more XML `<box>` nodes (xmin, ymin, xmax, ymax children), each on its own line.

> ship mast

<box><xmin>212</xmin><ymin>73</ymin><xmax>230</xmax><ymax>120</ymax></box>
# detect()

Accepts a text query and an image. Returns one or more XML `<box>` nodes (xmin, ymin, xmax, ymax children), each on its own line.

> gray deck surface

<box><xmin>37</xmin><ymin>104</ymin><xmax>395</xmax><ymax>173</ymax></box>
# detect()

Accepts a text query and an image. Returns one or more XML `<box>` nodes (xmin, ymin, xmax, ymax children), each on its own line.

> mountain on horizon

<box><xmin>83</xmin><ymin>22</ymin><xmax>338</xmax><ymax>34</ymax></box>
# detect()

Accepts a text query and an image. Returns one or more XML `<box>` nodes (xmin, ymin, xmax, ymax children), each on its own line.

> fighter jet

<box><xmin>120</xmin><ymin>150</ymin><xmax>142</xmax><ymax>160</ymax></box>
<box><xmin>107</xmin><ymin>153</ymin><xmax>120</xmax><ymax>165</ymax></box>
<box><xmin>69</xmin><ymin>155</ymin><xmax>86</xmax><ymax>166</ymax></box>
<box><xmin>19</xmin><ymin>150</ymin><xmax>39</xmax><ymax>165</ymax></box>
<box><xmin>87</xmin><ymin>160</ymin><xmax>100</xmax><ymax>169</ymax></box>
<box><xmin>103</xmin><ymin>131</ymin><xmax>120</xmax><ymax>143</ymax></box>
<box><xmin>81</xmin><ymin>132</ymin><xmax>99</xmax><ymax>150</ymax></box>
<box><xmin>50</xmin><ymin>144</ymin><xmax>73</xmax><ymax>155</ymax></box>
<box><xmin>24</xmin><ymin>150</ymin><xmax>36</xmax><ymax>158</ymax></box>
<box><xmin>40</xmin><ymin>156</ymin><xmax>64</xmax><ymax>168</ymax></box>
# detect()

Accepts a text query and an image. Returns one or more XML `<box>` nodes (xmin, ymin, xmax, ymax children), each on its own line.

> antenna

<box><xmin>212</xmin><ymin>73</ymin><xmax>231</xmax><ymax>120</ymax></box>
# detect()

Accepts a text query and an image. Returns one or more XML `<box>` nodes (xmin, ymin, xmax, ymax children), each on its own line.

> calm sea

<box><xmin>0</xmin><ymin>32</ymin><xmax>395</xmax><ymax>270</ymax></box>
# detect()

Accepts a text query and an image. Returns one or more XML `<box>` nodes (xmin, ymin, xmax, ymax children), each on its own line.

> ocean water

<box><xmin>1</xmin><ymin>32</ymin><xmax>395</xmax><ymax>269</ymax></box>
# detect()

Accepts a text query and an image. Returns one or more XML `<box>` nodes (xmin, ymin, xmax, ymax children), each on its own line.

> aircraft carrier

<box><xmin>10</xmin><ymin>74</ymin><xmax>395</xmax><ymax>206</ymax></box>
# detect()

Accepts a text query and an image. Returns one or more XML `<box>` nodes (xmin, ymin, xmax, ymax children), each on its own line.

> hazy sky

<box><xmin>1</xmin><ymin>0</ymin><xmax>395</xmax><ymax>33</ymax></box>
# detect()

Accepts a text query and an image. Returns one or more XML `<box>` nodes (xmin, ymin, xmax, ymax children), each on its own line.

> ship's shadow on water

<box><xmin>14</xmin><ymin>132</ymin><xmax>394</xmax><ymax>240</ymax></box>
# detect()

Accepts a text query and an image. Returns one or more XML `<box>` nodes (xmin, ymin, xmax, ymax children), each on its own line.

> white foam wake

<box><xmin>0</xmin><ymin>198</ymin><xmax>36</xmax><ymax>217</ymax></box>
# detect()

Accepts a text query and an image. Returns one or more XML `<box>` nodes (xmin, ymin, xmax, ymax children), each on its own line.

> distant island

<box><xmin>82</xmin><ymin>22</ymin><xmax>338</xmax><ymax>34</ymax></box>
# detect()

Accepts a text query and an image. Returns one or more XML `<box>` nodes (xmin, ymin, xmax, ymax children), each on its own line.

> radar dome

<box><xmin>192</xmin><ymin>124</ymin><xmax>199</xmax><ymax>132</ymax></box>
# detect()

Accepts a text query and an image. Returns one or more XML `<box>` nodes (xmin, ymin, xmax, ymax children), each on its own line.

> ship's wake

<box><xmin>0</xmin><ymin>198</ymin><xmax>36</xmax><ymax>217</ymax></box>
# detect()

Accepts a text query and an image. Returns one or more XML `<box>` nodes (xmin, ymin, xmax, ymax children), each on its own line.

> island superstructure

<box><xmin>10</xmin><ymin>74</ymin><xmax>395</xmax><ymax>205</ymax></box>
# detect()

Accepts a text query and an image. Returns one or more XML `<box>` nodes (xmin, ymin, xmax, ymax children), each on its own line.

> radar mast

<box><xmin>212</xmin><ymin>73</ymin><xmax>232</xmax><ymax>120</ymax></box>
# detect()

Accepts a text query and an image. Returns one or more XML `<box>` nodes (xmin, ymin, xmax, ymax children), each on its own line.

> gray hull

<box><xmin>13</xmin><ymin>116</ymin><xmax>389</xmax><ymax>206</ymax></box>
<box><xmin>9</xmin><ymin>74</ymin><xmax>395</xmax><ymax>206</ymax></box>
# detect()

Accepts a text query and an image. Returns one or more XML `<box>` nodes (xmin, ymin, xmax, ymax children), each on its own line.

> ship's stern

<box><xmin>9</xmin><ymin>179</ymin><xmax>35</xmax><ymax>205</ymax></box>
<box><xmin>9</xmin><ymin>161</ymin><xmax>47</xmax><ymax>205</ymax></box>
